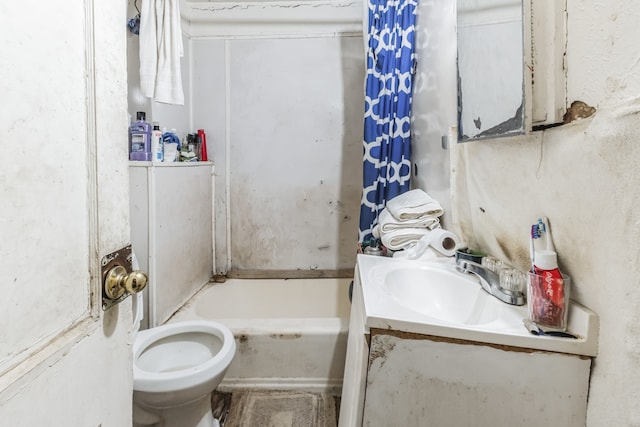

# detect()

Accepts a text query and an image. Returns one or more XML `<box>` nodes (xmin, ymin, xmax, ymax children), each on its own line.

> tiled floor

<box><xmin>212</xmin><ymin>390</ymin><xmax>340</xmax><ymax>427</ymax></box>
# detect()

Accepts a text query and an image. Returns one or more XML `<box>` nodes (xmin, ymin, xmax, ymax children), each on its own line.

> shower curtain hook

<box><xmin>128</xmin><ymin>0</ymin><xmax>141</xmax><ymax>35</ymax></box>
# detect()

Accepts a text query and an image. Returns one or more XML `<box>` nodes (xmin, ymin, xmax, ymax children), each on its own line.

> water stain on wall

<box><xmin>230</xmin><ymin>178</ymin><xmax>360</xmax><ymax>272</ymax></box>
<box><xmin>269</xmin><ymin>333</ymin><xmax>302</xmax><ymax>340</ymax></box>
<box><xmin>236</xmin><ymin>334</ymin><xmax>258</xmax><ymax>356</ymax></box>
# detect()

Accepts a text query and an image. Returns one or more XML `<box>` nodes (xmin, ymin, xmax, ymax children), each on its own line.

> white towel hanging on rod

<box><xmin>139</xmin><ymin>0</ymin><xmax>185</xmax><ymax>105</ymax></box>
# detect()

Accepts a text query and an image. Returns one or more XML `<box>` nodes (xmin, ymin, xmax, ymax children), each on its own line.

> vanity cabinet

<box><xmin>339</xmin><ymin>258</ymin><xmax>593</xmax><ymax>427</ymax></box>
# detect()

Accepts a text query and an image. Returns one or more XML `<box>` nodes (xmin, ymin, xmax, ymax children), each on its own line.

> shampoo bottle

<box><xmin>151</xmin><ymin>122</ymin><xmax>163</xmax><ymax>163</ymax></box>
<box><xmin>197</xmin><ymin>129</ymin><xmax>208</xmax><ymax>161</ymax></box>
<box><xmin>129</xmin><ymin>112</ymin><xmax>152</xmax><ymax>161</ymax></box>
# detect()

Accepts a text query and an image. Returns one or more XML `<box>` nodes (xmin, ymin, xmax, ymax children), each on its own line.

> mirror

<box><xmin>457</xmin><ymin>0</ymin><xmax>524</xmax><ymax>142</ymax></box>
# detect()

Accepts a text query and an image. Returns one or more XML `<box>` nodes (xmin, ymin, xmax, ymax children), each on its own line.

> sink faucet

<box><xmin>455</xmin><ymin>259</ymin><xmax>525</xmax><ymax>306</ymax></box>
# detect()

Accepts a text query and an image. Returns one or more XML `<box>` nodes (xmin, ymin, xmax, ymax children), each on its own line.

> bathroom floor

<box><xmin>212</xmin><ymin>390</ymin><xmax>339</xmax><ymax>427</ymax></box>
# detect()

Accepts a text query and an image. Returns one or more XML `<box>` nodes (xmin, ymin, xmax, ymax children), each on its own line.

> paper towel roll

<box><xmin>425</xmin><ymin>228</ymin><xmax>460</xmax><ymax>257</ymax></box>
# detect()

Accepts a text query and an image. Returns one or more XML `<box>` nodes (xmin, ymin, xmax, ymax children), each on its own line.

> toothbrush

<box><xmin>530</xmin><ymin>218</ymin><xmax>545</xmax><ymax>272</ymax></box>
<box><xmin>531</xmin><ymin>218</ymin><xmax>545</xmax><ymax>239</ymax></box>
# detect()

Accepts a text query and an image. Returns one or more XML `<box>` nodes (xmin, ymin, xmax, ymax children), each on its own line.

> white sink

<box><xmin>382</xmin><ymin>265</ymin><xmax>522</xmax><ymax>326</ymax></box>
<box><xmin>358</xmin><ymin>254</ymin><xmax>599</xmax><ymax>357</ymax></box>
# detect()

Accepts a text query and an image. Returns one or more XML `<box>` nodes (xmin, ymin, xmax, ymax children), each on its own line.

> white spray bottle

<box><xmin>151</xmin><ymin>122</ymin><xmax>163</xmax><ymax>163</ymax></box>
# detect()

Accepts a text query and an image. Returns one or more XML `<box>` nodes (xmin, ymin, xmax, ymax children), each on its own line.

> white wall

<box><xmin>444</xmin><ymin>1</ymin><xmax>640</xmax><ymax>424</ymax></box>
<box><xmin>180</xmin><ymin>3</ymin><xmax>364</xmax><ymax>276</ymax></box>
<box><xmin>411</xmin><ymin>0</ymin><xmax>458</xmax><ymax>228</ymax></box>
<box><xmin>226</xmin><ymin>36</ymin><xmax>363</xmax><ymax>274</ymax></box>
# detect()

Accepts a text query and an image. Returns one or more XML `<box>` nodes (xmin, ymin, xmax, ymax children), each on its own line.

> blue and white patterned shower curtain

<box><xmin>358</xmin><ymin>0</ymin><xmax>418</xmax><ymax>243</ymax></box>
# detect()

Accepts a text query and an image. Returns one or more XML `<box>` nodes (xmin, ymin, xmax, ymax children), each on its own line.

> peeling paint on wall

<box><xmin>472</xmin><ymin>103</ymin><xmax>524</xmax><ymax>139</ymax></box>
<box><xmin>562</xmin><ymin>100</ymin><xmax>596</xmax><ymax>123</ymax></box>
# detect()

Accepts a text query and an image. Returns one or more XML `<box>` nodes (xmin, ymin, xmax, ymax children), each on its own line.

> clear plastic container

<box><xmin>527</xmin><ymin>272</ymin><xmax>570</xmax><ymax>331</ymax></box>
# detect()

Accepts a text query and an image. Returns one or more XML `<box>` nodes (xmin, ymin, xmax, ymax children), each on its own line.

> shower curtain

<box><xmin>358</xmin><ymin>0</ymin><xmax>418</xmax><ymax>243</ymax></box>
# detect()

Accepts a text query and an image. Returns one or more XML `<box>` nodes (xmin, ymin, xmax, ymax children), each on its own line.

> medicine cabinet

<box><xmin>456</xmin><ymin>0</ymin><xmax>567</xmax><ymax>142</ymax></box>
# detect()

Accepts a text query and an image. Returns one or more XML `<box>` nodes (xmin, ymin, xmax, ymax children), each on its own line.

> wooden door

<box><xmin>0</xmin><ymin>1</ymin><xmax>134</xmax><ymax>425</ymax></box>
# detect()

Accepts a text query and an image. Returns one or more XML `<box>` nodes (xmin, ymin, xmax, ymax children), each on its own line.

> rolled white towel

<box><xmin>386</xmin><ymin>189</ymin><xmax>444</xmax><ymax>220</ymax></box>
<box><xmin>378</xmin><ymin>207</ymin><xmax>440</xmax><ymax>232</ymax></box>
<box><xmin>371</xmin><ymin>208</ymin><xmax>439</xmax><ymax>239</ymax></box>
<box><xmin>380</xmin><ymin>228</ymin><xmax>432</xmax><ymax>251</ymax></box>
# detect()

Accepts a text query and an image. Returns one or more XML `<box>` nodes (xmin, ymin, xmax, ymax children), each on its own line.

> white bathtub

<box><xmin>169</xmin><ymin>277</ymin><xmax>352</xmax><ymax>393</ymax></box>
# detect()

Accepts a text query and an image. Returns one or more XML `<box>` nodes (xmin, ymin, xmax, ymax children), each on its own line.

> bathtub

<box><xmin>169</xmin><ymin>277</ymin><xmax>352</xmax><ymax>393</ymax></box>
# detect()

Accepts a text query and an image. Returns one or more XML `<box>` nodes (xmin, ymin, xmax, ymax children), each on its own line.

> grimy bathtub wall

<box><xmin>181</xmin><ymin>0</ymin><xmax>365</xmax><ymax>278</ymax></box>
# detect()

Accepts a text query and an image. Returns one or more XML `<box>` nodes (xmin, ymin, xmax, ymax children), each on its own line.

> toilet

<box><xmin>132</xmin><ymin>294</ymin><xmax>236</xmax><ymax>427</ymax></box>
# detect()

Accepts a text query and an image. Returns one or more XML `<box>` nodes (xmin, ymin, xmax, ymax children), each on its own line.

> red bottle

<box><xmin>197</xmin><ymin>129</ymin><xmax>208</xmax><ymax>161</ymax></box>
<box><xmin>533</xmin><ymin>250</ymin><xmax>564</xmax><ymax>305</ymax></box>
<box><xmin>532</xmin><ymin>249</ymin><xmax>566</xmax><ymax>328</ymax></box>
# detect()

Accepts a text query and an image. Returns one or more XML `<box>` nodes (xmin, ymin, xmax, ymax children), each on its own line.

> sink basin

<box><xmin>383</xmin><ymin>266</ymin><xmax>501</xmax><ymax>325</ymax></box>
<box><xmin>358</xmin><ymin>254</ymin><xmax>600</xmax><ymax>357</ymax></box>
<box><xmin>378</xmin><ymin>263</ymin><xmax>523</xmax><ymax>327</ymax></box>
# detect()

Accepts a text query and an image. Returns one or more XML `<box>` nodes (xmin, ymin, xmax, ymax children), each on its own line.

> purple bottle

<box><xmin>129</xmin><ymin>111</ymin><xmax>152</xmax><ymax>161</ymax></box>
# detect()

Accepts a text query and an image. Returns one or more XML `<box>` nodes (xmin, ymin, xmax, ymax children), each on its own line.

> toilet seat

<box><xmin>133</xmin><ymin>320</ymin><xmax>235</xmax><ymax>393</ymax></box>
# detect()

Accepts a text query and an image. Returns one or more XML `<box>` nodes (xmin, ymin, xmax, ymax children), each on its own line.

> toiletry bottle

<box><xmin>186</xmin><ymin>133</ymin><xmax>195</xmax><ymax>156</ymax></box>
<box><xmin>190</xmin><ymin>133</ymin><xmax>202</xmax><ymax>161</ymax></box>
<box><xmin>532</xmin><ymin>249</ymin><xmax>565</xmax><ymax>326</ymax></box>
<box><xmin>151</xmin><ymin>122</ymin><xmax>163</xmax><ymax>163</ymax></box>
<box><xmin>162</xmin><ymin>128</ymin><xmax>181</xmax><ymax>162</ymax></box>
<box><xmin>197</xmin><ymin>129</ymin><xmax>208</xmax><ymax>161</ymax></box>
<box><xmin>129</xmin><ymin>111</ymin><xmax>152</xmax><ymax>161</ymax></box>
<box><xmin>364</xmin><ymin>238</ymin><xmax>383</xmax><ymax>256</ymax></box>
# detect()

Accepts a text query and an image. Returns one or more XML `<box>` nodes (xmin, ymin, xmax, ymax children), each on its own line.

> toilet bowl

<box><xmin>132</xmin><ymin>320</ymin><xmax>236</xmax><ymax>427</ymax></box>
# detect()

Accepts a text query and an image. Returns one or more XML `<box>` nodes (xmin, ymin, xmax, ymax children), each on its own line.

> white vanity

<box><xmin>339</xmin><ymin>255</ymin><xmax>599</xmax><ymax>427</ymax></box>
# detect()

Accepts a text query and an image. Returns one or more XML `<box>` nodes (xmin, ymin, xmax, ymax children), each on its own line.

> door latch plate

<box><xmin>100</xmin><ymin>245</ymin><xmax>133</xmax><ymax>311</ymax></box>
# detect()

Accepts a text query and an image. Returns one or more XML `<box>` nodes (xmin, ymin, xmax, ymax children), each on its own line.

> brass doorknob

<box><xmin>104</xmin><ymin>265</ymin><xmax>148</xmax><ymax>300</ymax></box>
<box><xmin>125</xmin><ymin>270</ymin><xmax>148</xmax><ymax>294</ymax></box>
